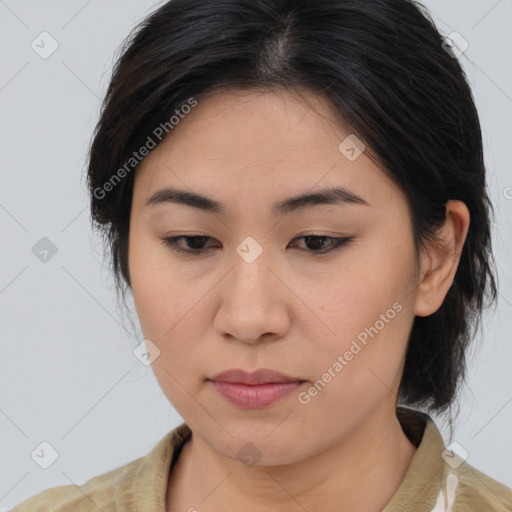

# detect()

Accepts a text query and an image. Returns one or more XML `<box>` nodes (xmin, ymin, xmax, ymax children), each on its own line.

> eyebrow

<box><xmin>145</xmin><ymin>185</ymin><xmax>370</xmax><ymax>217</ymax></box>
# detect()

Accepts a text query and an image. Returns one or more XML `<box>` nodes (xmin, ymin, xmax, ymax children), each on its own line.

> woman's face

<box><xmin>128</xmin><ymin>87</ymin><xmax>423</xmax><ymax>465</ymax></box>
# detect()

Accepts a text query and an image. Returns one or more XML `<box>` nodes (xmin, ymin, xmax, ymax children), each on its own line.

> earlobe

<box><xmin>413</xmin><ymin>200</ymin><xmax>470</xmax><ymax>317</ymax></box>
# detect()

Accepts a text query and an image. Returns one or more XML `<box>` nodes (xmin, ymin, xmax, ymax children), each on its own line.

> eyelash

<box><xmin>161</xmin><ymin>234</ymin><xmax>354</xmax><ymax>256</ymax></box>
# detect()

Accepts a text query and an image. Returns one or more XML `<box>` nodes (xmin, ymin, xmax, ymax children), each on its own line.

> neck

<box><xmin>167</xmin><ymin>406</ymin><xmax>418</xmax><ymax>512</ymax></box>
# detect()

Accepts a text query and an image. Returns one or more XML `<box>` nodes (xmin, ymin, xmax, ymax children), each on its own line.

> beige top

<box><xmin>11</xmin><ymin>406</ymin><xmax>512</xmax><ymax>511</ymax></box>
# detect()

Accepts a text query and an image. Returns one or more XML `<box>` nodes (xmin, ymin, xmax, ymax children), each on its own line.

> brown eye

<box><xmin>290</xmin><ymin>235</ymin><xmax>354</xmax><ymax>254</ymax></box>
<box><xmin>162</xmin><ymin>235</ymin><xmax>219</xmax><ymax>255</ymax></box>
<box><xmin>161</xmin><ymin>234</ymin><xmax>354</xmax><ymax>256</ymax></box>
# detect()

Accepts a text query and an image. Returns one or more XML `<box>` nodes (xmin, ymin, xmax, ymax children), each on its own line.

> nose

<box><xmin>213</xmin><ymin>245</ymin><xmax>291</xmax><ymax>344</ymax></box>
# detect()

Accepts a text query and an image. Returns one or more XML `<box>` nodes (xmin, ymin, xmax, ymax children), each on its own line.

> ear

<box><xmin>413</xmin><ymin>200</ymin><xmax>470</xmax><ymax>317</ymax></box>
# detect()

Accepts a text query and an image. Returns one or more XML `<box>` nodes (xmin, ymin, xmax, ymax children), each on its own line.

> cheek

<box><xmin>300</xmin><ymin>308</ymin><xmax>410</xmax><ymax>425</ymax></box>
<box><xmin>303</xmin><ymin>260</ymin><xmax>408</xmax><ymax>342</ymax></box>
<box><xmin>298</xmin><ymin>251</ymin><xmax>414</xmax><ymax>400</ymax></box>
<box><xmin>129</xmin><ymin>246</ymin><xmax>205</xmax><ymax>408</ymax></box>
<box><xmin>128</xmin><ymin>235</ymin><xmax>209</xmax><ymax>362</ymax></box>
<box><xmin>129</xmin><ymin>232</ymin><xmax>175</xmax><ymax>336</ymax></box>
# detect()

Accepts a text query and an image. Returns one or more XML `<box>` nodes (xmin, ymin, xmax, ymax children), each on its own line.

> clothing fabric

<box><xmin>11</xmin><ymin>406</ymin><xmax>512</xmax><ymax>511</ymax></box>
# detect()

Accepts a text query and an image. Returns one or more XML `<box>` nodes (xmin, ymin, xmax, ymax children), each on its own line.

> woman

<box><xmin>12</xmin><ymin>0</ymin><xmax>512</xmax><ymax>510</ymax></box>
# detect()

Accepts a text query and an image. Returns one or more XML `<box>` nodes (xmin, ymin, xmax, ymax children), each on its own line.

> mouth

<box><xmin>208</xmin><ymin>368</ymin><xmax>305</xmax><ymax>385</ymax></box>
<box><xmin>207</xmin><ymin>368</ymin><xmax>306</xmax><ymax>408</ymax></box>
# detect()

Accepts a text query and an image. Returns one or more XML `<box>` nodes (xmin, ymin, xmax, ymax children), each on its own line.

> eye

<box><xmin>161</xmin><ymin>234</ymin><xmax>354</xmax><ymax>256</ymax></box>
<box><xmin>162</xmin><ymin>235</ymin><xmax>219</xmax><ymax>255</ymax></box>
<box><xmin>291</xmin><ymin>235</ymin><xmax>354</xmax><ymax>253</ymax></box>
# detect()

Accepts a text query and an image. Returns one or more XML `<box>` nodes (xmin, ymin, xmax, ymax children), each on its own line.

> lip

<box><xmin>209</xmin><ymin>368</ymin><xmax>303</xmax><ymax>385</ymax></box>
<box><xmin>208</xmin><ymin>368</ymin><xmax>305</xmax><ymax>409</ymax></box>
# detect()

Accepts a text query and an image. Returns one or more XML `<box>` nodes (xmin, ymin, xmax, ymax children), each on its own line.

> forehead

<box><xmin>132</xmin><ymin>88</ymin><xmax>407</xmax><ymax>213</ymax></box>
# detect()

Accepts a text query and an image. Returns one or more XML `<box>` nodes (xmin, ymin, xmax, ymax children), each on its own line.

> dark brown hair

<box><xmin>86</xmin><ymin>0</ymin><xmax>498</xmax><ymax>434</ymax></box>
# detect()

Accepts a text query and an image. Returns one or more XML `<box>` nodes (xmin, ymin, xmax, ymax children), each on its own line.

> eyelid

<box><xmin>161</xmin><ymin>234</ymin><xmax>354</xmax><ymax>256</ymax></box>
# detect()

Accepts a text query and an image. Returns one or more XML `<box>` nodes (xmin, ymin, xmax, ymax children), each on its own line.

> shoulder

<box><xmin>449</xmin><ymin>461</ymin><xmax>512</xmax><ymax>511</ymax></box>
<box><xmin>392</xmin><ymin>407</ymin><xmax>512</xmax><ymax>512</ymax></box>
<box><xmin>10</xmin><ymin>456</ymin><xmax>143</xmax><ymax>512</ymax></box>
<box><xmin>10</xmin><ymin>424</ymin><xmax>190</xmax><ymax>512</ymax></box>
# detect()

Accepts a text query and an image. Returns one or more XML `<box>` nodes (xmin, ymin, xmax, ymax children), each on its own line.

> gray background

<box><xmin>1</xmin><ymin>0</ymin><xmax>511</xmax><ymax>509</ymax></box>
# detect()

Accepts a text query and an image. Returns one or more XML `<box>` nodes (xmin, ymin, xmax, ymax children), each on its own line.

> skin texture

<box><xmin>128</xmin><ymin>87</ymin><xmax>470</xmax><ymax>512</ymax></box>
